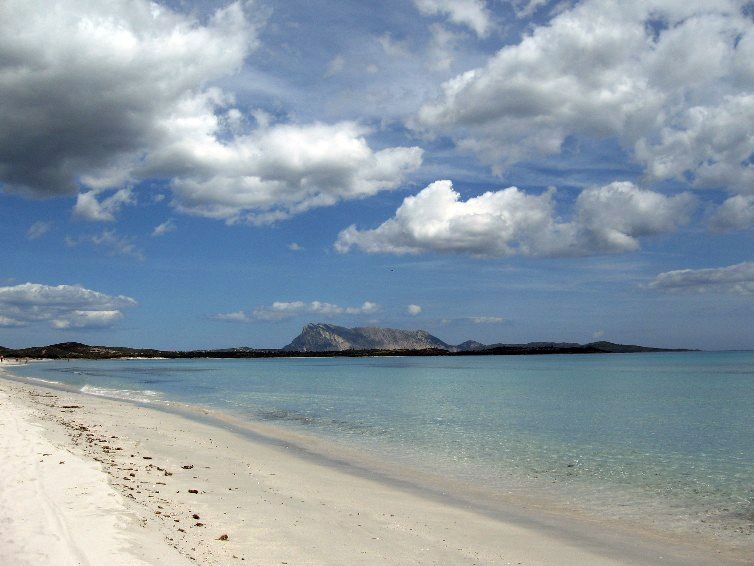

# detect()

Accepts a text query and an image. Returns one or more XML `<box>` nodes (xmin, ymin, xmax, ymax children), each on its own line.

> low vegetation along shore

<box><xmin>0</xmin><ymin>323</ymin><xmax>690</xmax><ymax>360</ymax></box>
<box><xmin>1</xmin><ymin>366</ymin><xmax>746</xmax><ymax>565</ymax></box>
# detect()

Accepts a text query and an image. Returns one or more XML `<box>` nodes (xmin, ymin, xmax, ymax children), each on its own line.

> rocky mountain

<box><xmin>283</xmin><ymin>323</ymin><xmax>450</xmax><ymax>352</ymax></box>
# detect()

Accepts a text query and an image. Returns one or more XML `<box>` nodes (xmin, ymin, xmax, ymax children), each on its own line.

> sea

<box><xmin>6</xmin><ymin>351</ymin><xmax>754</xmax><ymax>544</ymax></box>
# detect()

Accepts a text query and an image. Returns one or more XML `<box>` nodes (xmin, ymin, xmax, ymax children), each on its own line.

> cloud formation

<box><xmin>470</xmin><ymin>316</ymin><xmax>504</xmax><ymax>324</ymax></box>
<box><xmin>336</xmin><ymin>180</ymin><xmax>694</xmax><ymax>257</ymax></box>
<box><xmin>0</xmin><ymin>0</ymin><xmax>422</xmax><ymax>223</ymax></box>
<box><xmin>213</xmin><ymin>300</ymin><xmax>380</xmax><ymax>322</ymax></box>
<box><xmin>0</xmin><ymin>283</ymin><xmax>136</xmax><ymax>329</ymax></box>
<box><xmin>414</xmin><ymin>0</ymin><xmax>492</xmax><ymax>37</ymax></box>
<box><xmin>73</xmin><ymin>189</ymin><xmax>135</xmax><ymax>222</ymax></box>
<box><xmin>169</xmin><ymin>122</ymin><xmax>423</xmax><ymax>224</ymax></box>
<box><xmin>325</xmin><ymin>55</ymin><xmax>346</xmax><ymax>77</ymax></box>
<box><xmin>26</xmin><ymin>221</ymin><xmax>52</xmax><ymax>240</ymax></box>
<box><xmin>152</xmin><ymin>220</ymin><xmax>177</xmax><ymax>237</ymax></box>
<box><xmin>649</xmin><ymin>262</ymin><xmax>754</xmax><ymax>294</ymax></box>
<box><xmin>709</xmin><ymin>195</ymin><xmax>754</xmax><ymax>232</ymax></box>
<box><xmin>575</xmin><ymin>181</ymin><xmax>696</xmax><ymax>253</ymax></box>
<box><xmin>211</xmin><ymin>310</ymin><xmax>253</xmax><ymax>323</ymax></box>
<box><xmin>0</xmin><ymin>0</ymin><xmax>253</xmax><ymax>196</ymax></box>
<box><xmin>509</xmin><ymin>0</ymin><xmax>550</xmax><ymax>18</ymax></box>
<box><xmin>66</xmin><ymin>230</ymin><xmax>144</xmax><ymax>260</ymax></box>
<box><xmin>414</xmin><ymin>1</ymin><xmax>754</xmax><ymax>193</ymax></box>
<box><xmin>407</xmin><ymin>304</ymin><xmax>422</xmax><ymax>315</ymax></box>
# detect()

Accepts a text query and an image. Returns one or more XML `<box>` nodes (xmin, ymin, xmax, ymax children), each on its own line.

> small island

<box><xmin>0</xmin><ymin>322</ymin><xmax>690</xmax><ymax>360</ymax></box>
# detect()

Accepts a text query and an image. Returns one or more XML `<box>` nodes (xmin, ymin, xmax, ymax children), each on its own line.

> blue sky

<box><xmin>1</xmin><ymin>0</ymin><xmax>753</xmax><ymax>350</ymax></box>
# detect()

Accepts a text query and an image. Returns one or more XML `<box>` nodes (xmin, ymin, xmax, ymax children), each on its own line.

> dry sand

<box><xmin>0</xmin><ymin>369</ymin><xmax>747</xmax><ymax>565</ymax></box>
<box><xmin>0</xmin><ymin>384</ymin><xmax>189</xmax><ymax>565</ymax></box>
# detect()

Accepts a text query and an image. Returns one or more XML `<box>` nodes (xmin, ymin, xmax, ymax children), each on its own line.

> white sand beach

<box><xmin>0</xmin><ymin>369</ymin><xmax>748</xmax><ymax>565</ymax></box>
<box><xmin>0</xmin><ymin>383</ymin><xmax>188</xmax><ymax>565</ymax></box>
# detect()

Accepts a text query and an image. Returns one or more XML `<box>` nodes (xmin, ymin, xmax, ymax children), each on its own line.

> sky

<box><xmin>1</xmin><ymin>0</ymin><xmax>753</xmax><ymax>350</ymax></box>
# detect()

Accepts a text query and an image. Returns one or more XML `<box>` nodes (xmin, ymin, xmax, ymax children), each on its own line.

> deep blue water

<box><xmin>7</xmin><ymin>352</ymin><xmax>754</xmax><ymax>536</ymax></box>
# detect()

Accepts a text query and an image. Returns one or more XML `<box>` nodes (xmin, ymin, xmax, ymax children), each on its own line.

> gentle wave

<box><xmin>79</xmin><ymin>384</ymin><xmax>163</xmax><ymax>403</ymax></box>
<box><xmin>26</xmin><ymin>376</ymin><xmax>63</xmax><ymax>385</ymax></box>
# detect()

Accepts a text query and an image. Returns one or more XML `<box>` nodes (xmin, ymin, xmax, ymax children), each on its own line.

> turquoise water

<box><xmin>7</xmin><ymin>352</ymin><xmax>754</xmax><ymax>539</ymax></box>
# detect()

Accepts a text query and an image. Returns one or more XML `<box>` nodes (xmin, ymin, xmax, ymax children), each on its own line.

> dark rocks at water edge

<box><xmin>0</xmin><ymin>323</ymin><xmax>691</xmax><ymax>359</ymax></box>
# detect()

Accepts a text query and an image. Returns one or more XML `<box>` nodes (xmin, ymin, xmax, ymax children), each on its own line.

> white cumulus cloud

<box><xmin>0</xmin><ymin>283</ymin><xmax>137</xmax><ymax>329</ymax></box>
<box><xmin>168</xmin><ymin>122</ymin><xmax>423</xmax><ymax>224</ymax></box>
<box><xmin>574</xmin><ymin>181</ymin><xmax>696</xmax><ymax>253</ymax></box>
<box><xmin>73</xmin><ymin>189</ymin><xmax>135</xmax><ymax>222</ymax></box>
<box><xmin>414</xmin><ymin>0</ymin><xmax>754</xmax><ymax>194</ymax></box>
<box><xmin>648</xmin><ymin>262</ymin><xmax>754</xmax><ymax>294</ymax></box>
<box><xmin>0</xmin><ymin>0</ymin><xmax>422</xmax><ymax>223</ymax></box>
<box><xmin>708</xmin><ymin>195</ymin><xmax>754</xmax><ymax>232</ymax></box>
<box><xmin>0</xmin><ymin>0</ymin><xmax>255</xmax><ymax>196</ymax></box>
<box><xmin>407</xmin><ymin>304</ymin><xmax>422</xmax><ymax>315</ymax></box>
<box><xmin>336</xmin><ymin>180</ymin><xmax>694</xmax><ymax>257</ymax></box>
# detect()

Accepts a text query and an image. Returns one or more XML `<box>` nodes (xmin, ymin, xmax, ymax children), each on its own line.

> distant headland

<box><xmin>0</xmin><ymin>322</ymin><xmax>691</xmax><ymax>359</ymax></box>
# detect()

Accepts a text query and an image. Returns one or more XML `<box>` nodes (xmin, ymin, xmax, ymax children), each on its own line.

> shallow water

<box><xmin>8</xmin><ymin>352</ymin><xmax>754</xmax><ymax>540</ymax></box>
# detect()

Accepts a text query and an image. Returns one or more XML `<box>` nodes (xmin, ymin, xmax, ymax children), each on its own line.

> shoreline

<box><xmin>0</xmin><ymin>367</ymin><xmax>749</xmax><ymax>565</ymax></box>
